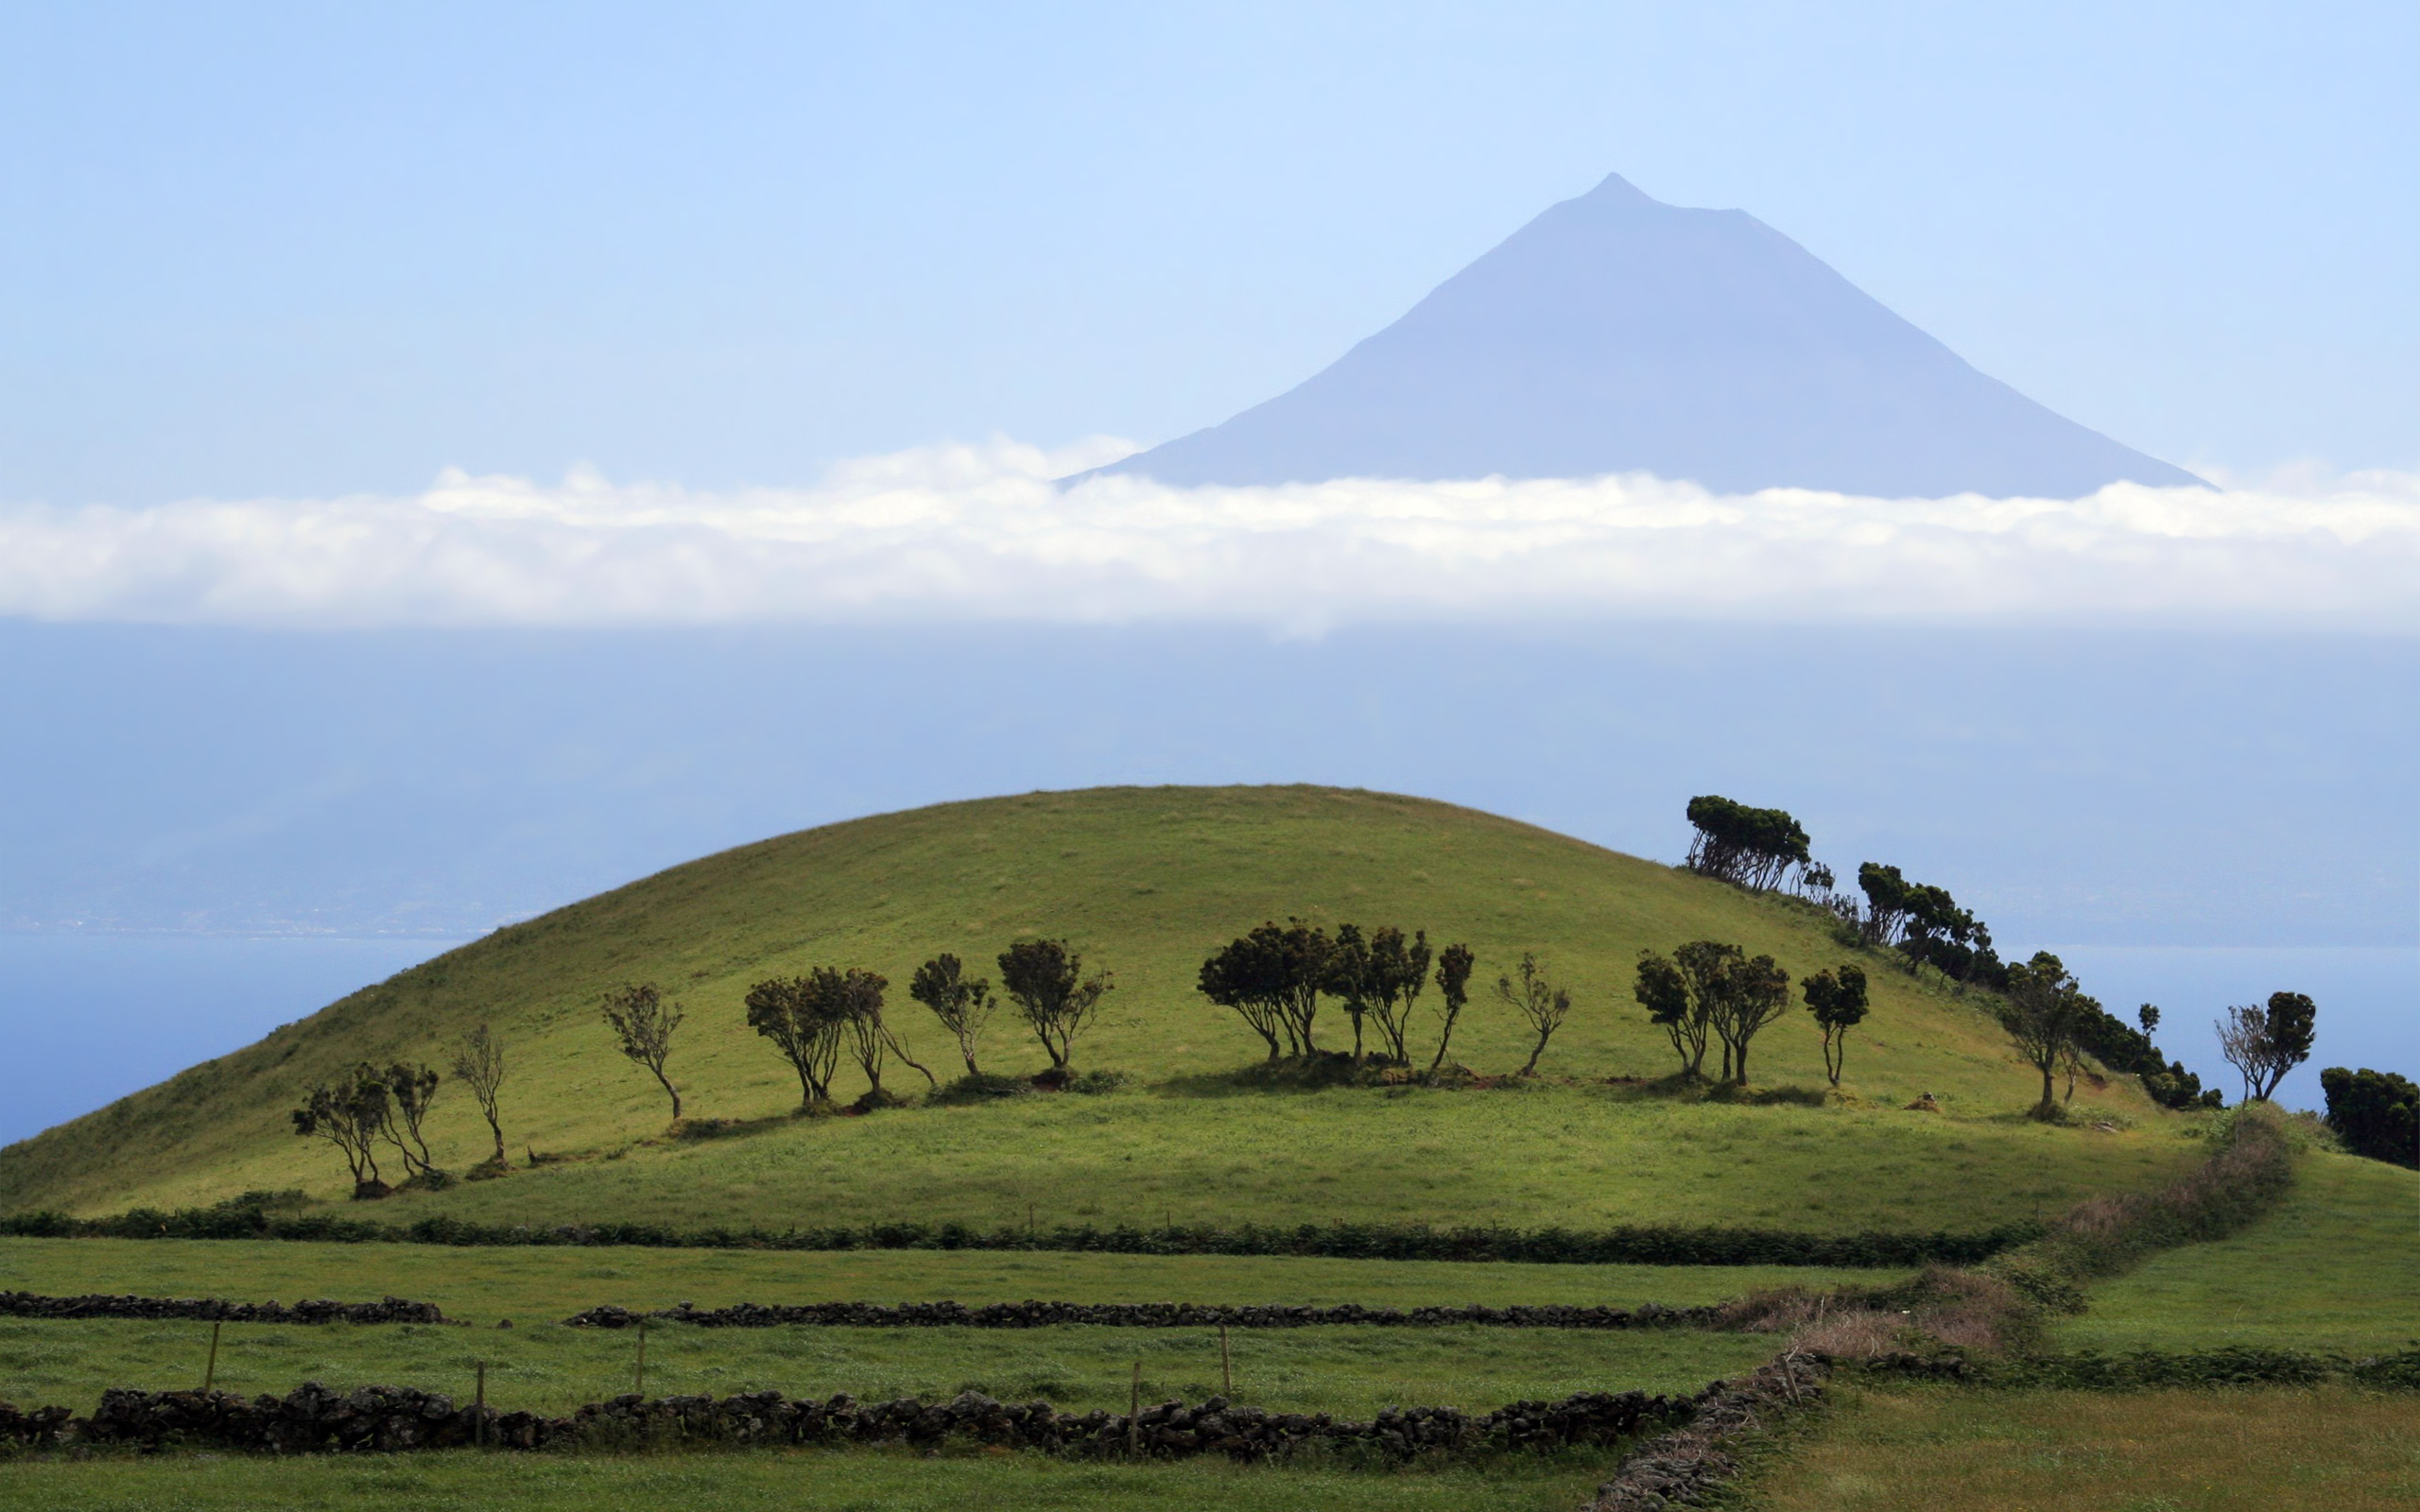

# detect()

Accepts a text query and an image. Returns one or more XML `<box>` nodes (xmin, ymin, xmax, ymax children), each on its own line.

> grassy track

<box><xmin>0</xmin><ymin>1447</ymin><xmax>1632</xmax><ymax>1512</ymax></box>
<box><xmin>332</xmin><ymin>1088</ymin><xmax>2192</xmax><ymax>1236</ymax></box>
<box><xmin>0</xmin><ymin>1238</ymin><xmax>1907</xmax><ymax>1320</ymax></box>
<box><xmin>0</xmin><ymin>1317</ymin><xmax>1774</xmax><ymax>1418</ymax></box>
<box><xmin>2051</xmin><ymin>1151</ymin><xmax>2420</xmax><ymax>1352</ymax></box>
<box><xmin>0</xmin><ymin>785</ymin><xmax>2167</xmax><ymax>1220</ymax></box>
<box><xmin>1752</xmin><ymin>1383</ymin><xmax>2420</xmax><ymax>1510</ymax></box>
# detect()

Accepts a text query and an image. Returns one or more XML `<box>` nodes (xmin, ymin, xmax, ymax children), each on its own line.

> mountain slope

<box><xmin>1089</xmin><ymin>174</ymin><xmax>2199</xmax><ymax>498</ymax></box>
<box><xmin>0</xmin><ymin>785</ymin><xmax>2175</xmax><ymax>1222</ymax></box>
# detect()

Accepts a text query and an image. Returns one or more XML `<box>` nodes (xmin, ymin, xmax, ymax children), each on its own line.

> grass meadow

<box><xmin>0</xmin><ymin>785</ymin><xmax>2168</xmax><ymax>1219</ymax></box>
<box><xmin>0</xmin><ymin>1445</ymin><xmax>1635</xmax><ymax>1512</ymax></box>
<box><xmin>1750</xmin><ymin>1383</ymin><xmax>2420</xmax><ymax>1511</ymax></box>
<box><xmin>319</xmin><ymin>1086</ymin><xmax>2195</xmax><ymax>1236</ymax></box>
<box><xmin>0</xmin><ymin>1315</ymin><xmax>1775</xmax><ymax>1419</ymax></box>
<box><xmin>0</xmin><ymin>1237</ymin><xmax>1906</xmax><ymax>1319</ymax></box>
<box><xmin>2054</xmin><ymin>1150</ymin><xmax>2420</xmax><ymax>1353</ymax></box>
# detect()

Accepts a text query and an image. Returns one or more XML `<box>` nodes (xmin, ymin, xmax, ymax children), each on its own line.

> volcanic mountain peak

<box><xmin>1084</xmin><ymin>173</ymin><xmax>2199</xmax><ymax>499</ymax></box>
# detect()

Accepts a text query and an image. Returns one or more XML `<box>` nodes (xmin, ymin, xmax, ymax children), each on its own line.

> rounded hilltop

<box><xmin>0</xmin><ymin>783</ymin><xmax>2183</xmax><ymax>1231</ymax></box>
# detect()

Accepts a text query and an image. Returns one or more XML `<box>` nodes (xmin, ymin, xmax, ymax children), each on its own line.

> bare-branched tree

<box><xmin>1494</xmin><ymin>953</ymin><xmax>1573</xmax><ymax>1076</ymax></box>
<box><xmin>2217</xmin><ymin>991</ymin><xmax>2317</xmax><ymax>1103</ymax></box>
<box><xmin>447</xmin><ymin>1024</ymin><xmax>509</xmax><ymax>1167</ymax></box>
<box><xmin>380</xmin><ymin>1061</ymin><xmax>442</xmax><ymax>1178</ymax></box>
<box><xmin>601</xmin><ymin>982</ymin><xmax>686</xmax><ymax>1122</ymax></box>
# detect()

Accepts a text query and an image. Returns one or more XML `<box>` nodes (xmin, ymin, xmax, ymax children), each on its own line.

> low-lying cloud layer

<box><xmin>4</xmin><ymin>440</ymin><xmax>2414</xmax><ymax>630</ymax></box>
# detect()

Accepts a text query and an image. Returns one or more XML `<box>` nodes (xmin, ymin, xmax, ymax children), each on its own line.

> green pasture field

<box><xmin>1749</xmin><ymin>1383</ymin><xmax>2420</xmax><ymax>1511</ymax></box>
<box><xmin>0</xmin><ymin>1237</ymin><xmax>1907</xmax><ymax>1321</ymax></box>
<box><xmin>2052</xmin><ymin>1150</ymin><xmax>2420</xmax><ymax>1353</ymax></box>
<box><xmin>0</xmin><ymin>1316</ymin><xmax>1776</xmax><ymax>1419</ymax></box>
<box><xmin>0</xmin><ymin>1445</ymin><xmax>1634</xmax><ymax>1512</ymax></box>
<box><xmin>297</xmin><ymin>1087</ymin><xmax>2193</xmax><ymax>1237</ymax></box>
<box><xmin>0</xmin><ymin>785</ymin><xmax>2169</xmax><ymax>1219</ymax></box>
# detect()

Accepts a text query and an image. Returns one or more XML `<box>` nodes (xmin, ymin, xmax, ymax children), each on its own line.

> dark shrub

<box><xmin>2321</xmin><ymin>1066</ymin><xmax>2418</xmax><ymax>1168</ymax></box>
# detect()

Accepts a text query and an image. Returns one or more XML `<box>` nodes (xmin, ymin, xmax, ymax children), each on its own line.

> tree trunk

<box><xmin>962</xmin><ymin>1049</ymin><xmax>981</xmax><ymax>1077</ymax></box>
<box><xmin>1736</xmin><ymin>1041</ymin><xmax>1750</xmax><ymax>1085</ymax></box>
<box><xmin>485</xmin><ymin>1113</ymin><xmax>506</xmax><ymax>1166</ymax></box>
<box><xmin>1521</xmin><ymin>1031</ymin><xmax>1550</xmax><ymax>1076</ymax></box>
<box><xmin>655</xmin><ymin>1070</ymin><xmax>682</xmax><ymax>1121</ymax></box>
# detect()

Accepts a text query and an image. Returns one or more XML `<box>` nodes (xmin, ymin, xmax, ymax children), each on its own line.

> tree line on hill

<box><xmin>1681</xmin><ymin>793</ymin><xmax>2256</xmax><ymax>1116</ymax></box>
<box><xmin>276</xmin><ymin>793</ymin><xmax>2412</xmax><ymax>1198</ymax></box>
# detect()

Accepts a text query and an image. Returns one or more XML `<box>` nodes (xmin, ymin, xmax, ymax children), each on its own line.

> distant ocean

<box><xmin>0</xmin><ymin>934</ymin><xmax>2407</xmax><ymax>1151</ymax></box>
<box><xmin>0</xmin><ymin>934</ymin><xmax>466</xmax><ymax>1150</ymax></box>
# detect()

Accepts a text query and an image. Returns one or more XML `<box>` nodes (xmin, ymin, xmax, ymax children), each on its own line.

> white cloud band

<box><xmin>2</xmin><ymin>440</ymin><xmax>2413</xmax><ymax>631</ymax></box>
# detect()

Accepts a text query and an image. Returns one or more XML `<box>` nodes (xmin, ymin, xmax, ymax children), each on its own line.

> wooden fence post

<box><xmin>200</xmin><ymin>1321</ymin><xmax>221</xmax><ymax>1394</ymax></box>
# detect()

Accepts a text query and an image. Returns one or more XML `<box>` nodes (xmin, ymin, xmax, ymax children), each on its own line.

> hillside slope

<box><xmin>0</xmin><ymin>785</ymin><xmax>2171</xmax><ymax>1220</ymax></box>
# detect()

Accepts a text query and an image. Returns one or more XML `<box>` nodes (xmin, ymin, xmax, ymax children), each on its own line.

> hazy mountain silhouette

<box><xmin>1080</xmin><ymin>174</ymin><xmax>2200</xmax><ymax>497</ymax></box>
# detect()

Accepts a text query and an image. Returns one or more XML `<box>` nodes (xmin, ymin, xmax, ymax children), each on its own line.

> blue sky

<box><xmin>4</xmin><ymin>0</ymin><xmax>2414</xmax><ymax>506</ymax></box>
<box><xmin>0</xmin><ymin>3</ymin><xmax>2411</xmax><ymax>1133</ymax></box>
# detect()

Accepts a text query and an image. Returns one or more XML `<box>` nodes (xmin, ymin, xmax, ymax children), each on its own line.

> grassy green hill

<box><xmin>0</xmin><ymin>784</ymin><xmax>2176</xmax><ymax>1225</ymax></box>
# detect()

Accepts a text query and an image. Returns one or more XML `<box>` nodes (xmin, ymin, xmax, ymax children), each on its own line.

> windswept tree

<box><xmin>1684</xmin><ymin>796</ymin><xmax>1812</xmax><ymax>892</ymax></box>
<box><xmin>1324</xmin><ymin>924</ymin><xmax>1376</xmax><ymax>1061</ymax></box>
<box><xmin>1802</xmin><ymin>965</ymin><xmax>1870</xmax><ymax>1085</ymax></box>
<box><xmin>1494</xmin><ymin>953</ymin><xmax>1574</xmax><ymax>1076</ymax></box>
<box><xmin>2320</xmin><ymin>1067</ymin><xmax>2417</xmax><ymax>1168</ymax></box>
<box><xmin>1856</xmin><ymin>863</ymin><xmax>1916</xmax><ymax>947</ymax></box>
<box><xmin>2136</xmin><ymin>1004</ymin><xmax>2161</xmax><ymax>1036</ymax></box>
<box><xmin>1428</xmin><ymin>942</ymin><xmax>1476</xmax><ymax>1071</ymax></box>
<box><xmin>1855</xmin><ymin>863</ymin><xmax>2002</xmax><ymax>988</ymax></box>
<box><xmin>1196</xmin><ymin>920</ymin><xmax>1331</xmax><ymax>1059</ymax></box>
<box><xmin>1197</xmin><ymin>934</ymin><xmax>1288</xmax><ymax>1060</ymax></box>
<box><xmin>380</xmin><ymin>1062</ymin><xmax>442</xmax><ymax>1178</ymax></box>
<box><xmin>821</xmin><ymin>967</ymin><xmax>897</xmax><ymax>1096</ymax></box>
<box><xmin>999</xmin><ymin>939</ymin><xmax>1113</xmax><ymax>1070</ymax></box>
<box><xmin>446</xmin><ymin>1023</ymin><xmax>509</xmax><ymax>1168</ymax></box>
<box><xmin>1712</xmin><ymin>954</ymin><xmax>1792</xmax><ymax>1085</ymax></box>
<box><xmin>1634</xmin><ymin>950</ymin><xmax>1707</xmax><ymax>1079</ymax></box>
<box><xmin>745</xmin><ymin>974</ymin><xmax>844</xmax><ymax>1108</ymax></box>
<box><xmin>2217</xmin><ymin>990</ymin><xmax>2317</xmax><ymax>1103</ymax></box>
<box><xmin>291</xmin><ymin>1063</ymin><xmax>392</xmax><ymax>1198</ymax></box>
<box><xmin>1997</xmin><ymin>953</ymin><xmax>2096</xmax><ymax>1119</ymax></box>
<box><xmin>602</xmin><ymin>982</ymin><xmax>687</xmax><ymax>1122</ymax></box>
<box><xmin>909</xmin><ymin>954</ymin><xmax>998</xmax><ymax>1077</ymax></box>
<box><xmin>1674</xmin><ymin>940</ymin><xmax>1746</xmax><ymax>1079</ymax></box>
<box><xmin>1363</xmin><ymin>926</ymin><xmax>1431</xmax><ymax>1064</ymax></box>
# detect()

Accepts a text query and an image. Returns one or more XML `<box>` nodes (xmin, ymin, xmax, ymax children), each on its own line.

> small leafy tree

<box><xmin>601</xmin><ymin>982</ymin><xmax>686</xmax><ymax>1121</ymax></box>
<box><xmin>1719</xmin><ymin>954</ymin><xmax>1792</xmax><ymax>1084</ymax></box>
<box><xmin>745</xmin><ymin>974</ymin><xmax>844</xmax><ymax>1108</ymax></box>
<box><xmin>1324</xmin><ymin>924</ymin><xmax>1376</xmax><ymax>1061</ymax></box>
<box><xmin>291</xmin><ymin>1063</ymin><xmax>391</xmax><ymax>1197</ymax></box>
<box><xmin>2217</xmin><ymin>990</ymin><xmax>2317</xmax><ymax>1103</ymax></box>
<box><xmin>447</xmin><ymin>1023</ymin><xmax>509</xmax><ymax>1167</ymax></box>
<box><xmin>1674</xmin><ymin>940</ymin><xmax>1745</xmax><ymax>1079</ymax></box>
<box><xmin>1197</xmin><ymin>932</ymin><xmax>1288</xmax><ymax>1060</ymax></box>
<box><xmin>1802</xmin><ymin>965</ymin><xmax>1870</xmax><ymax>1085</ymax></box>
<box><xmin>1428</xmin><ymin>942</ymin><xmax>1476</xmax><ymax>1071</ymax></box>
<box><xmin>1494</xmin><ymin>953</ymin><xmax>1573</xmax><ymax>1076</ymax></box>
<box><xmin>380</xmin><ymin>1061</ymin><xmax>442</xmax><ymax>1178</ymax></box>
<box><xmin>1196</xmin><ymin>920</ymin><xmax>1329</xmax><ymax>1058</ymax></box>
<box><xmin>820</xmin><ymin>967</ymin><xmax>895</xmax><ymax>1096</ymax></box>
<box><xmin>1997</xmin><ymin>953</ymin><xmax>2095</xmax><ymax>1119</ymax></box>
<box><xmin>2136</xmin><ymin>1004</ymin><xmax>2161</xmax><ymax>1036</ymax></box>
<box><xmin>909</xmin><ymin>954</ymin><xmax>998</xmax><ymax>1076</ymax></box>
<box><xmin>2320</xmin><ymin>1067</ymin><xmax>2417</xmax><ymax>1168</ymax></box>
<box><xmin>1363</xmin><ymin>926</ymin><xmax>1431</xmax><ymax>1064</ymax></box>
<box><xmin>1634</xmin><ymin>950</ymin><xmax>1704</xmax><ymax>1078</ymax></box>
<box><xmin>998</xmin><ymin>939</ymin><xmax>1112</xmax><ymax>1069</ymax></box>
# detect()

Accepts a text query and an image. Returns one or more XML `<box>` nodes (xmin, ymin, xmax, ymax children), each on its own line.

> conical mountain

<box><xmin>1083</xmin><ymin>174</ymin><xmax>2199</xmax><ymax>498</ymax></box>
